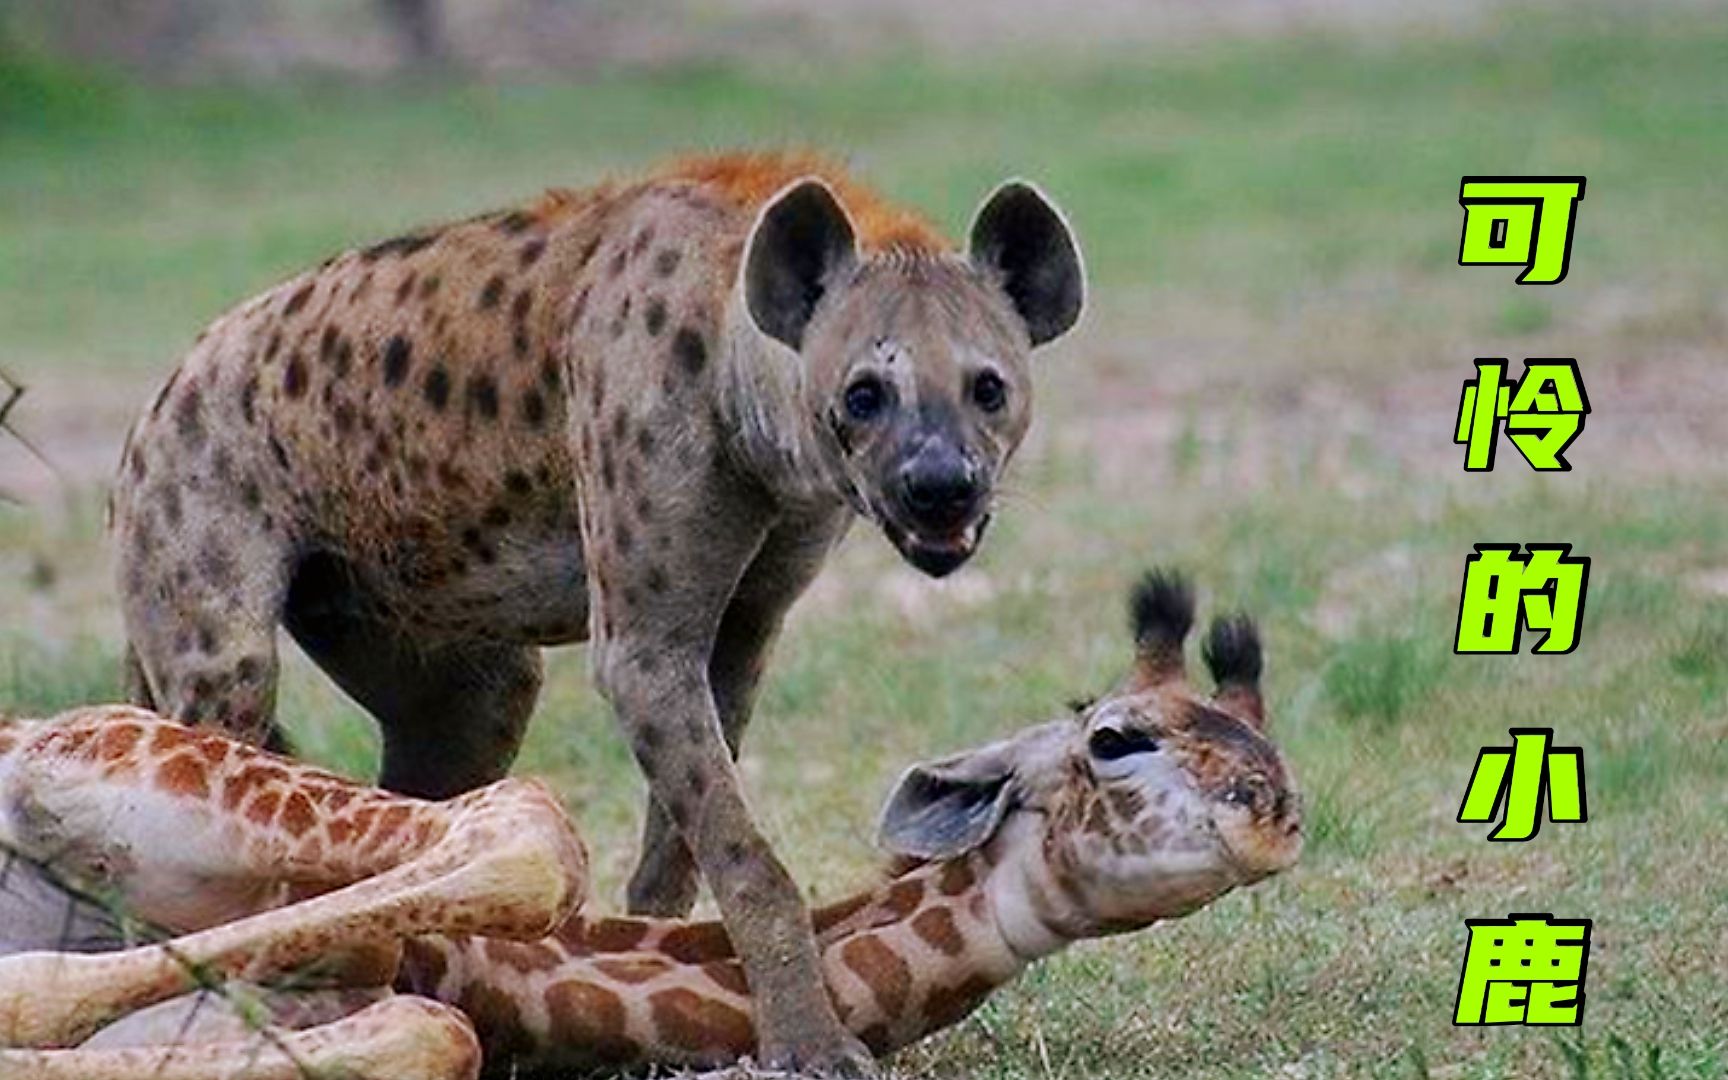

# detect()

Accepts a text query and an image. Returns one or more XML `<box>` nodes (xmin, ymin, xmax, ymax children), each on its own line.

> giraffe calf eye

<box><xmin>1089</xmin><ymin>728</ymin><xmax>1161</xmax><ymax>761</ymax></box>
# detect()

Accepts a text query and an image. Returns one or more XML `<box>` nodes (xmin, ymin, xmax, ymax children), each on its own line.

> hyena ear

<box><xmin>877</xmin><ymin>744</ymin><xmax>1019</xmax><ymax>861</ymax></box>
<box><xmin>968</xmin><ymin>180</ymin><xmax>1085</xmax><ymax>347</ymax></box>
<box><xmin>743</xmin><ymin>178</ymin><xmax>860</xmax><ymax>351</ymax></box>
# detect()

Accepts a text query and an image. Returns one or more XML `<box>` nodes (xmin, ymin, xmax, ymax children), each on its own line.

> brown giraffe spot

<box><xmin>372</xmin><ymin>803</ymin><xmax>413</xmax><ymax>843</ymax></box>
<box><xmin>701</xmin><ymin>960</ymin><xmax>749</xmax><ymax>996</ymax></box>
<box><xmin>246</xmin><ymin>790</ymin><xmax>281</xmax><ymax>826</ymax></box>
<box><xmin>96</xmin><ymin>724</ymin><xmax>143</xmax><ymax>762</ymax></box>
<box><xmin>648</xmin><ymin>987</ymin><xmax>754</xmax><ymax>1056</ymax></box>
<box><xmin>284</xmin><ymin>354</ymin><xmax>309</xmax><ymax>398</ymax></box>
<box><xmin>921</xmin><ymin>974</ymin><xmax>996</xmax><ymax>1031</ymax></box>
<box><xmin>326</xmin><ymin>815</ymin><xmax>356</xmax><ymax>847</ymax></box>
<box><xmin>157</xmin><ymin>752</ymin><xmax>210</xmax><ymax>799</ymax></box>
<box><xmin>938</xmin><ymin>859</ymin><xmax>976</xmax><ymax>896</ymax></box>
<box><xmin>593</xmin><ymin>956</ymin><xmax>674</xmax><ymax>984</ymax></box>
<box><xmin>881</xmin><ymin>877</ymin><xmax>926</xmax><ymax>920</ymax></box>
<box><xmin>545</xmin><ymin>980</ymin><xmax>637</xmax><ymax>1063</ymax></box>
<box><xmin>148</xmin><ymin>724</ymin><xmax>195</xmax><ymax>752</ymax></box>
<box><xmin>279</xmin><ymin>791</ymin><xmax>317</xmax><ymax>836</ymax></box>
<box><xmin>478</xmin><ymin>274</ymin><xmax>507</xmax><ymax>310</ymax></box>
<box><xmin>814</xmin><ymin>891</ymin><xmax>873</xmax><ymax>933</ymax></box>
<box><xmin>519</xmin><ymin>238</ymin><xmax>546</xmax><ymax>267</ymax></box>
<box><xmin>653</xmin><ymin>248</ymin><xmax>680</xmax><ymax>276</ymax></box>
<box><xmin>418</xmin><ymin>274</ymin><xmax>441</xmax><ymax>300</ymax></box>
<box><xmin>457</xmin><ymin>981</ymin><xmax>534</xmax><ymax>1060</ymax></box>
<box><xmin>193</xmin><ymin>735</ymin><xmax>230</xmax><ymax>767</ymax></box>
<box><xmin>659</xmin><ymin>921</ymin><xmax>735</xmax><ymax>963</ymax></box>
<box><xmin>482</xmin><ymin>939</ymin><xmax>564</xmax><ymax>973</ymax></box>
<box><xmin>912</xmin><ymin>906</ymin><xmax>966</xmax><ymax>957</ymax></box>
<box><xmin>672</xmin><ymin>327</ymin><xmax>707</xmax><ymax>377</ymax></box>
<box><xmin>841</xmin><ymin>935</ymin><xmax>913</xmax><ymax>1021</ymax></box>
<box><xmin>563</xmin><ymin>918</ymin><xmax>650</xmax><ymax>954</ymax></box>
<box><xmin>350</xmin><ymin>805</ymin><xmax>379</xmax><ymax>838</ymax></box>
<box><xmin>495</xmin><ymin>211</ymin><xmax>532</xmax><ymax>235</ymax></box>
<box><xmin>398</xmin><ymin>939</ymin><xmax>448</xmax><ymax>994</ymax></box>
<box><xmin>383</xmin><ymin>336</ymin><xmax>413</xmax><ymax>386</ymax></box>
<box><xmin>395</xmin><ymin>273</ymin><xmax>418</xmax><ymax>306</ymax></box>
<box><xmin>504</xmin><ymin>469</ymin><xmax>532</xmax><ymax>497</ymax></box>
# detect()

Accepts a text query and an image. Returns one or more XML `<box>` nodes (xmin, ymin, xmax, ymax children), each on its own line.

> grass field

<box><xmin>4</xmin><ymin>6</ymin><xmax>1728</xmax><ymax>1077</ymax></box>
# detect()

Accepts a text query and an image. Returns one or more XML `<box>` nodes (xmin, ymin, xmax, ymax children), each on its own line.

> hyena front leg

<box><xmin>627</xmin><ymin>512</ymin><xmax>850</xmax><ymax>917</ymax></box>
<box><xmin>0</xmin><ymin>710</ymin><xmax>588</xmax><ymax>1049</ymax></box>
<box><xmin>586</xmin><ymin>482</ymin><xmax>871</xmax><ymax>1074</ymax></box>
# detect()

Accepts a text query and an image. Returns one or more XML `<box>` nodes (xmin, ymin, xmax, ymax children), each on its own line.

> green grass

<box><xmin>4</xmin><ymin>7</ymin><xmax>1728</xmax><ymax>1077</ymax></box>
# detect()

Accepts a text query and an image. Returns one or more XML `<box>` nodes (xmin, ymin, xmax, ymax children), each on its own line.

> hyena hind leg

<box><xmin>283</xmin><ymin>553</ymin><xmax>543</xmax><ymax>800</ymax></box>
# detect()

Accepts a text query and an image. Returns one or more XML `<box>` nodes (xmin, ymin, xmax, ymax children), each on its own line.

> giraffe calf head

<box><xmin>877</xmin><ymin>570</ymin><xmax>1301</xmax><ymax>945</ymax></box>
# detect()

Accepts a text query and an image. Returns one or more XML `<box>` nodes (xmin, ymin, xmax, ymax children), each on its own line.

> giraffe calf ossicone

<box><xmin>0</xmin><ymin>571</ymin><xmax>1301</xmax><ymax>1079</ymax></box>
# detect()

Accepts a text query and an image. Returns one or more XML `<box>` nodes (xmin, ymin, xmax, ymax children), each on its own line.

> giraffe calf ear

<box><xmin>876</xmin><ymin>748</ymin><xmax>1017</xmax><ymax>861</ymax></box>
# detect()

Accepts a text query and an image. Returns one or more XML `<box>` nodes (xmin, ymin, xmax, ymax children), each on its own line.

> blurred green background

<box><xmin>2</xmin><ymin>1</ymin><xmax>1727</xmax><ymax>1076</ymax></box>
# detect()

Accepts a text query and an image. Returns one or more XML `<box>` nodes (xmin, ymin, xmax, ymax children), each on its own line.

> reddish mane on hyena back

<box><xmin>108</xmin><ymin>150</ymin><xmax>1085</xmax><ymax>1072</ymax></box>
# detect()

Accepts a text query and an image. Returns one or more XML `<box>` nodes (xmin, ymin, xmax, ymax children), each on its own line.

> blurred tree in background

<box><xmin>378</xmin><ymin>0</ymin><xmax>447</xmax><ymax>68</ymax></box>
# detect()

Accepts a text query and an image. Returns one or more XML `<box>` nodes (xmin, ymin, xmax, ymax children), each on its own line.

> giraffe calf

<box><xmin>0</xmin><ymin>570</ymin><xmax>1301</xmax><ymax>1078</ymax></box>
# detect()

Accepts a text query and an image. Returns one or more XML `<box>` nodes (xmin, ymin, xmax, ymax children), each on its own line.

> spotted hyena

<box><xmin>111</xmin><ymin>152</ymin><xmax>1084</xmax><ymax>1074</ymax></box>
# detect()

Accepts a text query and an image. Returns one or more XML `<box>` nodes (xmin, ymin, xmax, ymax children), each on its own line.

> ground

<box><xmin>3</xmin><ymin>7</ymin><xmax>1728</xmax><ymax>1077</ymax></box>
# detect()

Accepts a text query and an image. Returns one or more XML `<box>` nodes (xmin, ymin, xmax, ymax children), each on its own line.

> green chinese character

<box><xmin>1506</xmin><ymin>359</ymin><xmax>1589</xmax><ymax>470</ymax></box>
<box><xmin>1459</xmin><ymin>177</ymin><xmax>1586</xmax><ymax>284</ymax></box>
<box><xmin>1456</xmin><ymin>543</ymin><xmax>1590</xmax><ymax>654</ymax></box>
<box><xmin>1458</xmin><ymin>728</ymin><xmax>1588</xmax><ymax>841</ymax></box>
<box><xmin>1456</xmin><ymin>915</ymin><xmax>1591</xmax><ymax>1025</ymax></box>
<box><xmin>1457</xmin><ymin>359</ymin><xmax>1589</xmax><ymax>471</ymax></box>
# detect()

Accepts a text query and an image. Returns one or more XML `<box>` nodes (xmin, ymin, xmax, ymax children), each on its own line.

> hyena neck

<box><xmin>715</xmin><ymin>297</ymin><xmax>855</xmax><ymax>514</ymax></box>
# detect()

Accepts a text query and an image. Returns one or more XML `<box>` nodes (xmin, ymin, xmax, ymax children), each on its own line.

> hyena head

<box><xmin>742</xmin><ymin>178</ymin><xmax>1085</xmax><ymax>577</ymax></box>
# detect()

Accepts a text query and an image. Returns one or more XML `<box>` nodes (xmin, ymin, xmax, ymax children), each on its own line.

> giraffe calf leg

<box><xmin>0</xmin><ymin>713</ymin><xmax>589</xmax><ymax>1049</ymax></box>
<box><xmin>0</xmin><ymin>995</ymin><xmax>481</xmax><ymax>1080</ymax></box>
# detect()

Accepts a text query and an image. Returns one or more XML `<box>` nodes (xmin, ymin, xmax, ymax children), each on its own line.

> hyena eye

<box><xmin>971</xmin><ymin>370</ymin><xmax>1007</xmax><ymax>413</ymax></box>
<box><xmin>845</xmin><ymin>376</ymin><xmax>888</xmax><ymax>421</ymax></box>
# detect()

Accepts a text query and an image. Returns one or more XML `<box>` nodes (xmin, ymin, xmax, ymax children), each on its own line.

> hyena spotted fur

<box><xmin>110</xmin><ymin>151</ymin><xmax>1084</xmax><ymax>1074</ymax></box>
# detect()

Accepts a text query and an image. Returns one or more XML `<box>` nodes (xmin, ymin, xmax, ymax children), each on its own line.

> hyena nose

<box><xmin>897</xmin><ymin>452</ymin><xmax>980</xmax><ymax>531</ymax></box>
